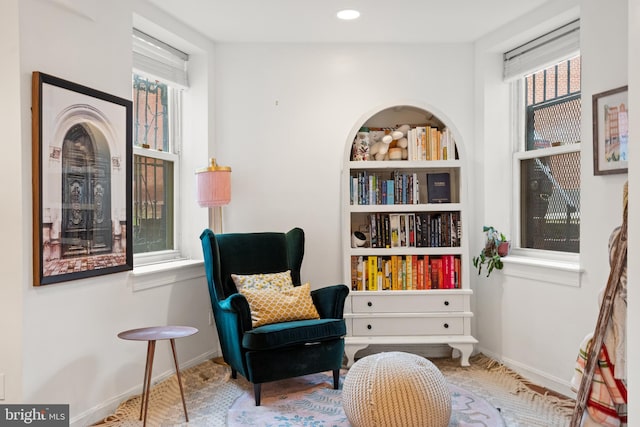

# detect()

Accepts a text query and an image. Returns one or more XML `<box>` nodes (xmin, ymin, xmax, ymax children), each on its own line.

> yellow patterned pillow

<box><xmin>240</xmin><ymin>283</ymin><xmax>320</xmax><ymax>327</ymax></box>
<box><xmin>231</xmin><ymin>270</ymin><xmax>293</xmax><ymax>292</ymax></box>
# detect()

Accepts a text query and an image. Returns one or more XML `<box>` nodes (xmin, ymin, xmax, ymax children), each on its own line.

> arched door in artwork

<box><xmin>61</xmin><ymin>124</ymin><xmax>112</xmax><ymax>257</ymax></box>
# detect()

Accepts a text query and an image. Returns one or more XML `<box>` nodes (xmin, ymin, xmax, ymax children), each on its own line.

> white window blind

<box><xmin>133</xmin><ymin>28</ymin><xmax>189</xmax><ymax>88</ymax></box>
<box><xmin>503</xmin><ymin>19</ymin><xmax>580</xmax><ymax>81</ymax></box>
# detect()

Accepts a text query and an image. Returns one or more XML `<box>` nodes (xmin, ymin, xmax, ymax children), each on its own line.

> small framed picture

<box><xmin>592</xmin><ymin>86</ymin><xmax>628</xmax><ymax>175</ymax></box>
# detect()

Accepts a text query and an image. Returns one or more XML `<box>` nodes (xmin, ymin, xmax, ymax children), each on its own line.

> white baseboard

<box><xmin>478</xmin><ymin>347</ymin><xmax>576</xmax><ymax>398</ymax></box>
<box><xmin>71</xmin><ymin>350</ymin><xmax>218</xmax><ymax>427</ymax></box>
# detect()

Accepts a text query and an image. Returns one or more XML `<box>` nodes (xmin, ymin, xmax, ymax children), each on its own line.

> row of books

<box><xmin>351</xmin><ymin>126</ymin><xmax>457</xmax><ymax>162</ymax></box>
<box><xmin>406</xmin><ymin>126</ymin><xmax>457</xmax><ymax>161</ymax></box>
<box><xmin>350</xmin><ymin>171</ymin><xmax>451</xmax><ymax>205</ymax></box>
<box><xmin>351</xmin><ymin>171</ymin><xmax>419</xmax><ymax>205</ymax></box>
<box><xmin>350</xmin><ymin>255</ymin><xmax>461</xmax><ymax>291</ymax></box>
<box><xmin>364</xmin><ymin>211</ymin><xmax>461</xmax><ymax>248</ymax></box>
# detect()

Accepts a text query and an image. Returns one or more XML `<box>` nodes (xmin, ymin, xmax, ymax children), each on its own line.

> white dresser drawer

<box><xmin>351</xmin><ymin>293</ymin><xmax>466</xmax><ymax>313</ymax></box>
<box><xmin>352</xmin><ymin>316</ymin><xmax>463</xmax><ymax>336</ymax></box>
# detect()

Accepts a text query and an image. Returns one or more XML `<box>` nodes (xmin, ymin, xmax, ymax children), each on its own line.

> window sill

<box><xmin>501</xmin><ymin>255</ymin><xmax>583</xmax><ymax>287</ymax></box>
<box><xmin>128</xmin><ymin>259</ymin><xmax>205</xmax><ymax>292</ymax></box>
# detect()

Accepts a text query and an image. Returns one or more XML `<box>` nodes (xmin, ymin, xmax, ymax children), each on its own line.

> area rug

<box><xmin>97</xmin><ymin>354</ymin><xmax>575</xmax><ymax>427</ymax></box>
<box><xmin>228</xmin><ymin>370</ymin><xmax>504</xmax><ymax>427</ymax></box>
<box><xmin>433</xmin><ymin>355</ymin><xmax>574</xmax><ymax>426</ymax></box>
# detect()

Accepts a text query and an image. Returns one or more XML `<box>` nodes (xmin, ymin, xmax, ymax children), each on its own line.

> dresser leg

<box><xmin>344</xmin><ymin>344</ymin><xmax>368</xmax><ymax>367</ymax></box>
<box><xmin>449</xmin><ymin>343</ymin><xmax>473</xmax><ymax>366</ymax></box>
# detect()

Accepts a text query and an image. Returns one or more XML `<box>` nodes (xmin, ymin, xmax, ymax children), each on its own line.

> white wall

<box><xmin>474</xmin><ymin>0</ymin><xmax>630</xmax><ymax>397</ymax></box>
<box><xmin>0</xmin><ymin>1</ymin><xmax>219</xmax><ymax>425</ymax></box>
<box><xmin>626</xmin><ymin>1</ymin><xmax>638</xmax><ymax>424</ymax></box>
<box><xmin>214</xmin><ymin>43</ymin><xmax>475</xmax><ymax>288</ymax></box>
<box><xmin>0</xmin><ymin>0</ymin><xmax>25</xmax><ymax>404</ymax></box>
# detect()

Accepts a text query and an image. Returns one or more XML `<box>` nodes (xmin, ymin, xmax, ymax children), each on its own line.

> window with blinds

<box><xmin>507</xmin><ymin>21</ymin><xmax>581</xmax><ymax>254</ymax></box>
<box><xmin>132</xmin><ymin>30</ymin><xmax>187</xmax><ymax>258</ymax></box>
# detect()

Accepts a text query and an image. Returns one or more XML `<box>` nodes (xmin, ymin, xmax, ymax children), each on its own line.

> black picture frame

<box><xmin>592</xmin><ymin>85</ymin><xmax>628</xmax><ymax>175</ymax></box>
<box><xmin>32</xmin><ymin>72</ymin><xmax>133</xmax><ymax>286</ymax></box>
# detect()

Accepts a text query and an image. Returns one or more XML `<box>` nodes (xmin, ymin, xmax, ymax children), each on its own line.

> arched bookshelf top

<box><xmin>363</xmin><ymin>105</ymin><xmax>446</xmax><ymax>130</ymax></box>
<box><xmin>345</xmin><ymin>103</ymin><xmax>459</xmax><ymax>164</ymax></box>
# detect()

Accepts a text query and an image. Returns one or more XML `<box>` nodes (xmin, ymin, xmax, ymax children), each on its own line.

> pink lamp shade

<box><xmin>196</xmin><ymin>158</ymin><xmax>232</xmax><ymax>207</ymax></box>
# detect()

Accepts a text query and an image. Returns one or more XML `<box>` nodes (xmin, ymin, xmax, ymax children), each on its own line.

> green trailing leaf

<box><xmin>473</xmin><ymin>225</ymin><xmax>508</xmax><ymax>278</ymax></box>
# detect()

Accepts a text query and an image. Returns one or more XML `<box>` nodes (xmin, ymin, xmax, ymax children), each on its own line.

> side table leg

<box><xmin>141</xmin><ymin>340</ymin><xmax>156</xmax><ymax>427</ymax></box>
<box><xmin>170</xmin><ymin>338</ymin><xmax>189</xmax><ymax>422</ymax></box>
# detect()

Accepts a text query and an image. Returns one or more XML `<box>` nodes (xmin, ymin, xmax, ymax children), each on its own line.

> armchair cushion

<box><xmin>243</xmin><ymin>318</ymin><xmax>347</xmax><ymax>351</ymax></box>
<box><xmin>240</xmin><ymin>283</ymin><xmax>320</xmax><ymax>327</ymax></box>
<box><xmin>232</xmin><ymin>270</ymin><xmax>294</xmax><ymax>292</ymax></box>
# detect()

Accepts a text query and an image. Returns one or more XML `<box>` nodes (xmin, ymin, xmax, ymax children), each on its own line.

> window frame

<box><xmin>131</xmin><ymin>60</ymin><xmax>185</xmax><ymax>267</ymax></box>
<box><xmin>506</xmin><ymin>64</ymin><xmax>581</xmax><ymax>286</ymax></box>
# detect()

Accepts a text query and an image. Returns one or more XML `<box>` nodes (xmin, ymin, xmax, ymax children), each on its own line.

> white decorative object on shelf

<box><xmin>351</xmin><ymin>231</ymin><xmax>367</xmax><ymax>248</ymax></box>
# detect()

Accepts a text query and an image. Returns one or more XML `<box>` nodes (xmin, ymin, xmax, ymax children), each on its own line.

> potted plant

<box><xmin>472</xmin><ymin>226</ymin><xmax>510</xmax><ymax>277</ymax></box>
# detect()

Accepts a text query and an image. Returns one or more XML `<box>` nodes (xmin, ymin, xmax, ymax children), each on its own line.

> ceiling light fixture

<box><xmin>337</xmin><ymin>9</ymin><xmax>360</xmax><ymax>20</ymax></box>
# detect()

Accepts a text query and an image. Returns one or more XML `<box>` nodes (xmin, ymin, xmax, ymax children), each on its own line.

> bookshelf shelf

<box><xmin>342</xmin><ymin>104</ymin><xmax>477</xmax><ymax>367</ymax></box>
<box><xmin>348</xmin><ymin>159</ymin><xmax>462</xmax><ymax>170</ymax></box>
<box><xmin>349</xmin><ymin>203</ymin><xmax>461</xmax><ymax>213</ymax></box>
<box><xmin>348</xmin><ymin>247</ymin><xmax>464</xmax><ymax>257</ymax></box>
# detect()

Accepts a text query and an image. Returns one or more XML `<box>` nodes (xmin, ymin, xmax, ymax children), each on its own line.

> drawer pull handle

<box><xmin>443</xmin><ymin>323</ymin><xmax>449</xmax><ymax>329</ymax></box>
<box><xmin>367</xmin><ymin>301</ymin><xmax>373</xmax><ymax>307</ymax></box>
<box><xmin>444</xmin><ymin>301</ymin><xmax>450</xmax><ymax>306</ymax></box>
<box><xmin>367</xmin><ymin>324</ymin><xmax>372</xmax><ymax>330</ymax></box>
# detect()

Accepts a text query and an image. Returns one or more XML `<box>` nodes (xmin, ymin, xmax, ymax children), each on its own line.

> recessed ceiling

<box><xmin>148</xmin><ymin>0</ymin><xmax>551</xmax><ymax>44</ymax></box>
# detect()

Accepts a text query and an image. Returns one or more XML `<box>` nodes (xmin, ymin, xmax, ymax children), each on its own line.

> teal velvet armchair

<box><xmin>200</xmin><ymin>227</ymin><xmax>349</xmax><ymax>405</ymax></box>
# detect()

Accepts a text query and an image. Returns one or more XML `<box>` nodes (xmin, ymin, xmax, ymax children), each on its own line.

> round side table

<box><xmin>118</xmin><ymin>325</ymin><xmax>198</xmax><ymax>427</ymax></box>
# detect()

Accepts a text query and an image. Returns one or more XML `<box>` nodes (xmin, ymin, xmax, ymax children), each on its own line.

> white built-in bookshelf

<box><xmin>342</xmin><ymin>105</ymin><xmax>477</xmax><ymax>366</ymax></box>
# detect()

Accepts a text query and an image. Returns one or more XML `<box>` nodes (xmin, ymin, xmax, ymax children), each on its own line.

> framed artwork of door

<box><xmin>32</xmin><ymin>72</ymin><xmax>133</xmax><ymax>286</ymax></box>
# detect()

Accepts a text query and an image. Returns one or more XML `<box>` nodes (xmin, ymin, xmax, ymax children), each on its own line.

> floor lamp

<box><xmin>196</xmin><ymin>158</ymin><xmax>231</xmax><ymax>233</ymax></box>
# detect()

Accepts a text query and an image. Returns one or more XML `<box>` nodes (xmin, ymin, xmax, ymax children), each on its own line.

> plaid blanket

<box><xmin>571</xmin><ymin>334</ymin><xmax>627</xmax><ymax>427</ymax></box>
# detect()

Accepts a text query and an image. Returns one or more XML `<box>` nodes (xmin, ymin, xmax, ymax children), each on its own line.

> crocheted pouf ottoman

<box><xmin>342</xmin><ymin>351</ymin><xmax>451</xmax><ymax>427</ymax></box>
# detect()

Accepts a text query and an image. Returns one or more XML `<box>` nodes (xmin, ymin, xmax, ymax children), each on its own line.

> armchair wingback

<box><xmin>200</xmin><ymin>228</ymin><xmax>349</xmax><ymax>405</ymax></box>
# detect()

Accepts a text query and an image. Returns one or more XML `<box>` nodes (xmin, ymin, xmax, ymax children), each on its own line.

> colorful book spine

<box><xmin>400</xmin><ymin>258</ymin><xmax>407</xmax><ymax>291</ymax></box>
<box><xmin>391</xmin><ymin>256</ymin><xmax>398</xmax><ymax>290</ymax></box>
<box><xmin>425</xmin><ymin>256</ymin><xmax>432</xmax><ymax>289</ymax></box>
<box><xmin>383</xmin><ymin>259</ymin><xmax>391</xmax><ymax>290</ymax></box>
<box><xmin>376</xmin><ymin>257</ymin><xmax>383</xmax><ymax>290</ymax></box>
<box><xmin>351</xmin><ymin>256</ymin><xmax>358</xmax><ymax>290</ymax></box>
<box><xmin>442</xmin><ymin>255</ymin><xmax>455</xmax><ymax>289</ymax></box>
<box><xmin>386</xmin><ymin>180</ymin><xmax>394</xmax><ymax>204</ymax></box>
<box><xmin>430</xmin><ymin>258</ymin><xmax>442</xmax><ymax>289</ymax></box>
<box><xmin>406</xmin><ymin>255</ymin><xmax>412</xmax><ymax>290</ymax></box>
<box><xmin>368</xmin><ymin>256</ymin><xmax>376</xmax><ymax>291</ymax></box>
<box><xmin>411</xmin><ymin>255</ymin><xmax>418</xmax><ymax>290</ymax></box>
<box><xmin>362</xmin><ymin>257</ymin><xmax>367</xmax><ymax>290</ymax></box>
